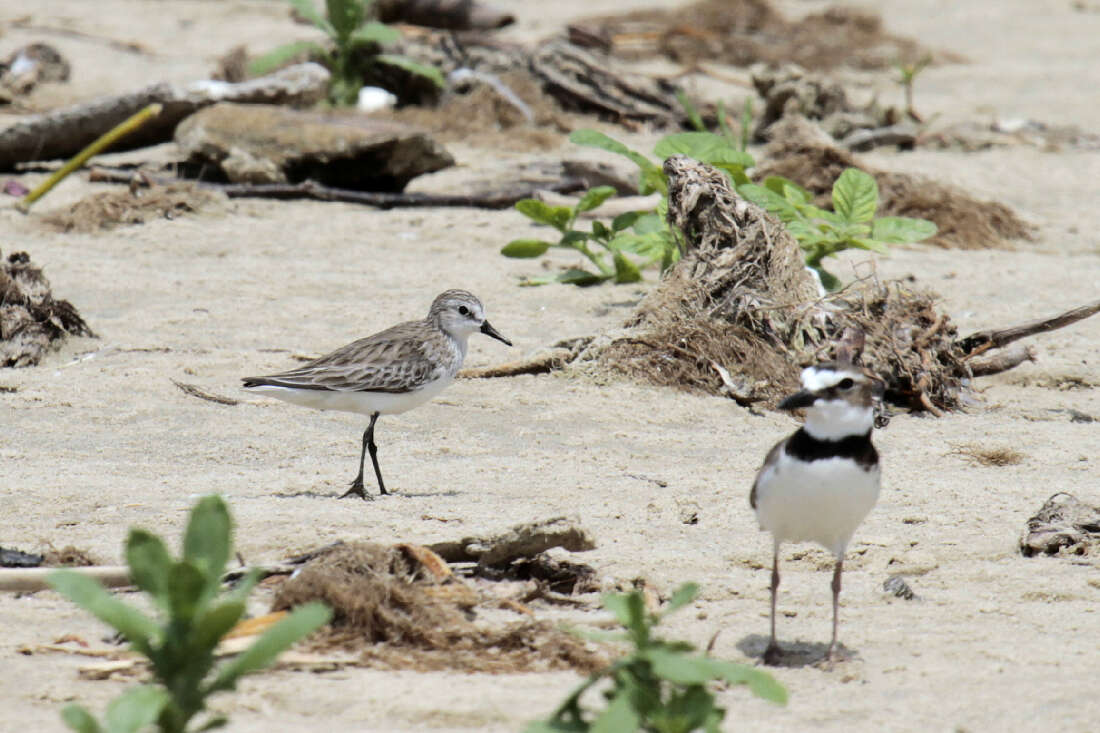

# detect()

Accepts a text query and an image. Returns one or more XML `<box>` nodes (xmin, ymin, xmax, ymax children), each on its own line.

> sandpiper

<box><xmin>750</xmin><ymin>362</ymin><xmax>883</xmax><ymax>664</ymax></box>
<box><xmin>243</xmin><ymin>289</ymin><xmax>511</xmax><ymax>499</ymax></box>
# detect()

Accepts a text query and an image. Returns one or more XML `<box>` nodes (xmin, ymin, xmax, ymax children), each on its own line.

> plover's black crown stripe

<box><xmin>785</xmin><ymin>428</ymin><xmax>878</xmax><ymax>470</ymax></box>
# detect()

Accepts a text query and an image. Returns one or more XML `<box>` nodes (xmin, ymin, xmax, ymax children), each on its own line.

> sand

<box><xmin>1</xmin><ymin>1</ymin><xmax>1098</xmax><ymax>731</ymax></box>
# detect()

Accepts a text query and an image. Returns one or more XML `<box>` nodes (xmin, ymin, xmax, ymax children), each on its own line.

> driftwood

<box><xmin>958</xmin><ymin>299</ymin><xmax>1100</xmax><ymax>355</ymax></box>
<box><xmin>427</xmin><ymin>517</ymin><xmax>596</xmax><ymax>565</ymax></box>
<box><xmin>171</xmin><ymin>379</ymin><xmax>239</xmax><ymax>406</ymax></box>
<box><xmin>458</xmin><ymin>348</ymin><xmax>573</xmax><ymax>378</ymax></box>
<box><xmin>376</xmin><ymin>0</ymin><xmax>515</xmax><ymax>29</ymax></box>
<box><xmin>0</xmin><ymin>64</ymin><xmax>329</xmax><ymax>170</ymax></box>
<box><xmin>0</xmin><ymin>565</ymin><xmax>130</xmax><ymax>593</ymax></box>
<box><xmin>87</xmin><ymin>168</ymin><xmax>586</xmax><ymax>209</ymax></box>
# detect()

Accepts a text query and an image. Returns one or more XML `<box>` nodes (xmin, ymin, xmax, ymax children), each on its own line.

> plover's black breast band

<box><xmin>785</xmin><ymin>428</ymin><xmax>878</xmax><ymax>470</ymax></box>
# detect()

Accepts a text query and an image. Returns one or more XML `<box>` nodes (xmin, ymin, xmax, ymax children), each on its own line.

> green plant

<box><xmin>738</xmin><ymin>168</ymin><xmax>937</xmax><ymax>291</ymax></box>
<box><xmin>48</xmin><ymin>496</ymin><xmax>331</xmax><ymax>733</ymax></box>
<box><xmin>526</xmin><ymin>583</ymin><xmax>786</xmax><ymax>733</ymax></box>
<box><xmin>251</xmin><ymin>0</ymin><xmax>444</xmax><ymax>105</ymax></box>
<box><xmin>502</xmin><ymin>186</ymin><xmax>678</xmax><ymax>286</ymax></box>
<box><xmin>894</xmin><ymin>55</ymin><xmax>932</xmax><ymax>122</ymax></box>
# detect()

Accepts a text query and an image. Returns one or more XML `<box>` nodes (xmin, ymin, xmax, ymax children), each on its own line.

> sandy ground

<box><xmin>2</xmin><ymin>0</ymin><xmax>1099</xmax><ymax>731</ymax></box>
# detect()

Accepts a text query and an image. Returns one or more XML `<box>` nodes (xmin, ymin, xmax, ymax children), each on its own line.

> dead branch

<box><xmin>171</xmin><ymin>379</ymin><xmax>240</xmax><ymax>406</ymax></box>
<box><xmin>428</xmin><ymin>517</ymin><xmax>596</xmax><ymax>566</ymax></box>
<box><xmin>966</xmin><ymin>343</ymin><xmax>1037</xmax><ymax>377</ymax></box>
<box><xmin>0</xmin><ymin>566</ymin><xmax>130</xmax><ymax>593</ymax></box>
<box><xmin>0</xmin><ymin>64</ymin><xmax>329</xmax><ymax>170</ymax></box>
<box><xmin>86</xmin><ymin>168</ymin><xmax>586</xmax><ymax>209</ymax></box>
<box><xmin>458</xmin><ymin>348</ymin><xmax>573</xmax><ymax>378</ymax></box>
<box><xmin>376</xmin><ymin>0</ymin><xmax>515</xmax><ymax>29</ymax></box>
<box><xmin>959</xmin><ymin>298</ymin><xmax>1100</xmax><ymax>354</ymax></box>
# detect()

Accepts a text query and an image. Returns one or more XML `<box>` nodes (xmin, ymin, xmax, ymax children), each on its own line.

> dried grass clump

<box><xmin>41</xmin><ymin>183</ymin><xmax>223</xmax><ymax>233</ymax></box>
<box><xmin>950</xmin><ymin>445</ymin><xmax>1026</xmax><ymax>467</ymax></box>
<box><xmin>582</xmin><ymin>155</ymin><xmax>972</xmax><ymax>412</ymax></box>
<box><xmin>273</xmin><ymin>542</ymin><xmax>605</xmax><ymax>674</ymax></box>
<box><xmin>1</xmin><ymin>248</ymin><xmax>93</xmax><ymax>367</ymax></box>
<box><xmin>754</xmin><ymin>118</ymin><xmax>1035</xmax><ymax>249</ymax></box>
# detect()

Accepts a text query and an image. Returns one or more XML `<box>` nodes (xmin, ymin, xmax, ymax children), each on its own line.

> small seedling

<box><xmin>738</xmin><ymin>168</ymin><xmax>937</xmax><ymax>291</ymax></box>
<box><xmin>251</xmin><ymin>0</ymin><xmax>443</xmax><ymax>105</ymax></box>
<box><xmin>894</xmin><ymin>55</ymin><xmax>932</xmax><ymax>122</ymax></box>
<box><xmin>49</xmin><ymin>496</ymin><xmax>331</xmax><ymax>733</ymax></box>
<box><xmin>502</xmin><ymin>186</ymin><xmax>678</xmax><ymax>286</ymax></box>
<box><xmin>525</xmin><ymin>583</ymin><xmax>786</xmax><ymax>732</ymax></box>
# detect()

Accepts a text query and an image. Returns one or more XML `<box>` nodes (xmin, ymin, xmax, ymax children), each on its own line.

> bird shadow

<box><xmin>736</xmin><ymin>634</ymin><xmax>856</xmax><ymax>669</ymax></box>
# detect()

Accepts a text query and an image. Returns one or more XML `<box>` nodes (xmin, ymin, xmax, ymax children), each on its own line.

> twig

<box><xmin>86</xmin><ymin>169</ymin><xmax>587</xmax><ymax>210</ymax></box>
<box><xmin>958</xmin><ymin>298</ymin><xmax>1100</xmax><ymax>354</ymax></box>
<box><xmin>966</xmin><ymin>344</ymin><xmax>1037</xmax><ymax>377</ymax></box>
<box><xmin>458</xmin><ymin>349</ymin><xmax>572</xmax><ymax>378</ymax></box>
<box><xmin>171</xmin><ymin>379</ymin><xmax>240</xmax><ymax>406</ymax></box>
<box><xmin>17</xmin><ymin>104</ymin><xmax>162</xmax><ymax>212</ymax></box>
<box><xmin>0</xmin><ymin>566</ymin><xmax>130</xmax><ymax>593</ymax></box>
<box><xmin>9</xmin><ymin>18</ymin><xmax>151</xmax><ymax>55</ymax></box>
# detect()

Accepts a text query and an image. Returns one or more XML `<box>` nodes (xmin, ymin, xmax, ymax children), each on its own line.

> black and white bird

<box><xmin>750</xmin><ymin>362</ymin><xmax>883</xmax><ymax>664</ymax></box>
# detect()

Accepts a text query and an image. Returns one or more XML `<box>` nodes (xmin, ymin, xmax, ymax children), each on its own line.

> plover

<box><xmin>242</xmin><ymin>289</ymin><xmax>511</xmax><ymax>499</ymax></box>
<box><xmin>750</xmin><ymin>362</ymin><xmax>883</xmax><ymax>664</ymax></box>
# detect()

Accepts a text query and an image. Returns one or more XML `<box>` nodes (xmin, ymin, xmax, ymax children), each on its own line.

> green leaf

<box><xmin>515</xmin><ymin>199</ymin><xmax>573</xmax><ymax>231</ymax></box>
<box><xmin>223</xmin><ymin>567</ymin><xmax>264</xmax><ymax>605</ymax></box>
<box><xmin>125</xmin><ymin>530</ymin><xmax>173</xmax><ymax>611</ymax></box>
<box><xmin>287</xmin><ymin>0</ymin><xmax>336</xmax><ymax>38</ymax></box>
<box><xmin>524</xmin><ymin>721</ymin><xmax>587</xmax><ymax>733</ymax></box>
<box><xmin>608</xmin><ymin>232</ymin><xmax>666</xmax><ymax>260</ymax></box>
<box><xmin>763</xmin><ymin>176</ymin><xmax>810</xmax><ymax>203</ymax></box>
<box><xmin>813</xmin><ymin>265</ymin><xmax>842</xmax><ymax>292</ymax></box>
<box><xmin>194</xmin><ymin>601</ymin><xmax>247</xmax><ymax>652</ymax></box>
<box><xmin>646</xmin><ymin>649</ymin><xmax>716</xmax><ymax>684</ymax></box>
<box><xmin>653</xmin><ymin>133</ymin><xmax>754</xmax><ymax>169</ymax></box>
<box><xmin>707</xmin><ymin>660</ymin><xmax>789</xmax><ymax>704</ymax></box>
<box><xmin>325</xmin><ymin>0</ymin><xmax>364</xmax><ymax>42</ymax></box>
<box><xmin>576</xmin><ymin>186</ymin><xmax>617</xmax><ymax>213</ymax></box>
<box><xmin>611</xmin><ymin>211</ymin><xmax>641</xmax><ymax>232</ymax></box>
<box><xmin>848</xmin><ymin>237</ymin><xmax>891</xmax><ymax>254</ymax></box>
<box><xmin>348</xmin><ymin>20</ymin><xmax>400</xmax><ymax>47</ymax></box>
<box><xmin>556</xmin><ymin>269</ymin><xmax>607</xmax><ymax>286</ymax></box>
<box><xmin>712</xmin><ymin>162</ymin><xmax>750</xmax><ymax>186</ymax></box>
<box><xmin>104</xmin><ymin>685</ymin><xmax>170</xmax><ymax>733</ymax></box>
<box><xmin>591</xmin><ymin>220</ymin><xmax>611</xmax><ymax>241</ymax></box>
<box><xmin>832</xmin><ymin>168</ymin><xmax>878</xmax><ymax>223</ymax></box>
<box><xmin>662</xmin><ymin>583</ymin><xmax>699</xmax><ymax>616</ymax></box>
<box><xmin>676</xmin><ymin>89</ymin><xmax>706</xmax><ymax>132</ymax></box>
<box><xmin>737</xmin><ymin>184</ymin><xmax>800</xmax><ymax>223</ymax></box>
<box><xmin>801</xmin><ymin>205</ymin><xmax>845</xmax><ymax>225</ymax></box>
<box><xmin>183</xmin><ymin>495</ymin><xmax>231</xmax><ymax>587</ymax></box>
<box><xmin>166</xmin><ymin>561</ymin><xmax>208</xmax><ymax>622</ymax></box>
<box><xmin>502</xmin><ymin>239</ymin><xmax>553</xmax><ymax>258</ymax></box>
<box><xmin>560</xmin><ymin>231</ymin><xmax>589</xmax><ymax>246</ymax></box>
<box><xmin>871</xmin><ymin>216</ymin><xmax>937</xmax><ymax>243</ymax></box>
<box><xmin>612</xmin><ymin>252</ymin><xmax>643</xmax><ymax>284</ymax></box>
<box><xmin>569</xmin><ymin>129</ymin><xmax>663</xmax><ymax>194</ymax></box>
<box><xmin>374</xmin><ymin>54</ymin><xmax>445</xmax><ymax>88</ymax></box>
<box><xmin>591</xmin><ymin>691</ymin><xmax>641</xmax><ymax>733</ymax></box>
<box><xmin>208</xmin><ymin>602</ymin><xmax>331</xmax><ymax>693</ymax></box>
<box><xmin>602</xmin><ymin>591</ymin><xmax>644</xmax><ymax>630</ymax></box>
<box><xmin>61</xmin><ymin>705</ymin><xmax>103</xmax><ymax>733</ymax></box>
<box><xmin>247</xmin><ymin>41</ymin><xmax>325</xmax><ymax>77</ymax></box>
<box><xmin>48</xmin><ymin>571</ymin><xmax>159</xmax><ymax>655</ymax></box>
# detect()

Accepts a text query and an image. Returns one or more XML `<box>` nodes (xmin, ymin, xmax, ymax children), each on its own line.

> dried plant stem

<box><xmin>959</xmin><ymin>298</ymin><xmax>1100</xmax><ymax>355</ymax></box>
<box><xmin>17</xmin><ymin>103</ymin><xmax>162</xmax><ymax>212</ymax></box>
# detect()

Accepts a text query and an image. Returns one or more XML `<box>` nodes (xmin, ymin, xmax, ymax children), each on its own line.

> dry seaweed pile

<box><xmin>574</xmin><ymin>1</ymin><xmax>946</xmax><ymax>71</ymax></box>
<box><xmin>272</xmin><ymin>542</ymin><xmax>605</xmax><ymax>674</ymax></box>
<box><xmin>41</xmin><ymin>182</ymin><xmax>223</xmax><ymax>233</ymax></box>
<box><xmin>579</xmin><ymin>156</ymin><xmax>978</xmax><ymax>412</ymax></box>
<box><xmin>1020</xmin><ymin>493</ymin><xmax>1100</xmax><ymax>557</ymax></box>
<box><xmin>754</xmin><ymin>117</ymin><xmax>1035</xmax><ymax>249</ymax></box>
<box><xmin>1</xmin><ymin>248</ymin><xmax>92</xmax><ymax>367</ymax></box>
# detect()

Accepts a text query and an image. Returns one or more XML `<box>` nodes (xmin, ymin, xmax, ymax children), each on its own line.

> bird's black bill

<box><xmin>480</xmin><ymin>320</ymin><xmax>512</xmax><ymax>346</ymax></box>
<box><xmin>778</xmin><ymin>390</ymin><xmax>816</xmax><ymax>410</ymax></box>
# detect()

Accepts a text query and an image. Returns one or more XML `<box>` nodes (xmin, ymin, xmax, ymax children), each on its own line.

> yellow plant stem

<box><xmin>17</xmin><ymin>103</ymin><xmax>163</xmax><ymax>213</ymax></box>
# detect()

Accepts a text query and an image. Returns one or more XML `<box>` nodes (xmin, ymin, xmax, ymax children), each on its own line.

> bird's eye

<box><xmin>838</xmin><ymin>378</ymin><xmax>855</xmax><ymax>390</ymax></box>
<box><xmin>458</xmin><ymin>305</ymin><xmax>469</xmax><ymax>316</ymax></box>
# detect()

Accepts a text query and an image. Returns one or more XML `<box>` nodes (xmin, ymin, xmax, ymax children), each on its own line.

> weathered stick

<box><xmin>171</xmin><ymin>379</ymin><xmax>240</xmax><ymax>406</ymax></box>
<box><xmin>17</xmin><ymin>104</ymin><xmax>162</xmax><ymax>212</ymax></box>
<box><xmin>458</xmin><ymin>349</ymin><xmax>573</xmax><ymax>378</ymax></box>
<box><xmin>966</xmin><ymin>344</ymin><xmax>1037</xmax><ymax>377</ymax></box>
<box><xmin>0</xmin><ymin>64</ymin><xmax>329</xmax><ymax>170</ymax></box>
<box><xmin>87</xmin><ymin>169</ymin><xmax>587</xmax><ymax>209</ymax></box>
<box><xmin>958</xmin><ymin>299</ymin><xmax>1100</xmax><ymax>355</ymax></box>
<box><xmin>0</xmin><ymin>566</ymin><xmax>130</xmax><ymax>593</ymax></box>
<box><xmin>428</xmin><ymin>517</ymin><xmax>596</xmax><ymax>566</ymax></box>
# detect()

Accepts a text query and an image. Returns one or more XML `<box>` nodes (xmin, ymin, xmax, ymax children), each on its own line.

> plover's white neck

<box><xmin>803</xmin><ymin>400</ymin><xmax>874</xmax><ymax>441</ymax></box>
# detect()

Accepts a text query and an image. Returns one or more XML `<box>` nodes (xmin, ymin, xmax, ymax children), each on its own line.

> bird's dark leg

<box><xmin>339</xmin><ymin>412</ymin><xmax>384</xmax><ymax>500</ymax></box>
<box><xmin>763</xmin><ymin>542</ymin><xmax>783</xmax><ymax>665</ymax></box>
<box><xmin>827</xmin><ymin>556</ymin><xmax>844</xmax><ymax>662</ymax></box>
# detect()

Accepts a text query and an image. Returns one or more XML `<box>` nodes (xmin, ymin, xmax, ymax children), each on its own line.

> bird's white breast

<box><xmin>245</xmin><ymin>374</ymin><xmax>455</xmax><ymax>416</ymax></box>
<box><xmin>754</xmin><ymin>449</ymin><xmax>881</xmax><ymax>556</ymax></box>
